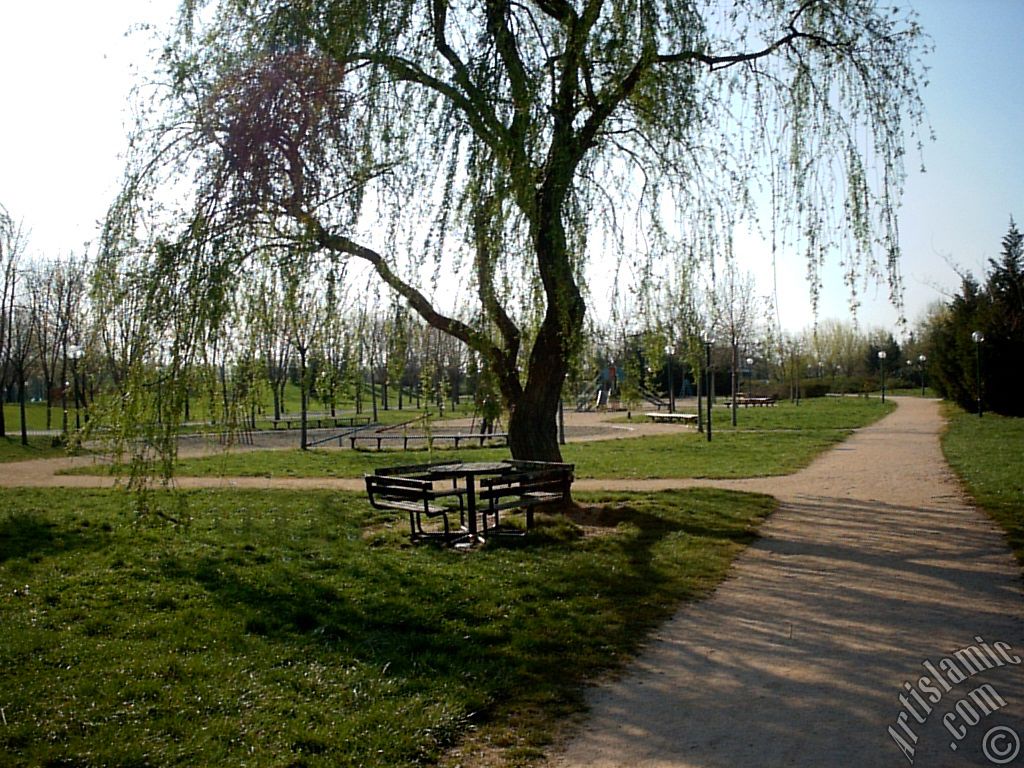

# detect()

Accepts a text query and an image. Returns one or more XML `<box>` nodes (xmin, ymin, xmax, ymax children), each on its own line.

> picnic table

<box><xmin>364</xmin><ymin>459</ymin><xmax>574</xmax><ymax>544</ymax></box>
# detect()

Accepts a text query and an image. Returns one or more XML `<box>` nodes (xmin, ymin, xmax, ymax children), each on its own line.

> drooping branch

<box><xmin>472</xmin><ymin>195</ymin><xmax>524</xmax><ymax>378</ymax></box>
<box><xmin>293</xmin><ymin>205</ymin><xmax>486</xmax><ymax>353</ymax></box>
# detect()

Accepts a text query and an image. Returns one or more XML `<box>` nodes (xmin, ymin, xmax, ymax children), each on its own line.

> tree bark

<box><xmin>506</xmin><ymin>325</ymin><xmax>568</xmax><ymax>462</ymax></box>
<box><xmin>18</xmin><ymin>372</ymin><xmax>28</xmax><ymax>446</ymax></box>
<box><xmin>731</xmin><ymin>343</ymin><xmax>739</xmax><ymax>427</ymax></box>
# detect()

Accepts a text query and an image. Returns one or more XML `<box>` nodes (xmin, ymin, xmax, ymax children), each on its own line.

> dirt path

<box><xmin>0</xmin><ymin>407</ymin><xmax>681</xmax><ymax>490</ymax></box>
<box><xmin>549</xmin><ymin>397</ymin><xmax>1024</xmax><ymax>767</ymax></box>
<box><xmin>4</xmin><ymin>398</ymin><xmax>1023</xmax><ymax>765</ymax></box>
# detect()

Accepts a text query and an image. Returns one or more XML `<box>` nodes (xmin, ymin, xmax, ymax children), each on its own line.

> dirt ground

<box><xmin>3</xmin><ymin>398</ymin><xmax>1022</xmax><ymax>767</ymax></box>
<box><xmin>0</xmin><ymin>405</ymin><xmax>689</xmax><ymax>490</ymax></box>
<box><xmin>548</xmin><ymin>398</ymin><xmax>1024</xmax><ymax>768</ymax></box>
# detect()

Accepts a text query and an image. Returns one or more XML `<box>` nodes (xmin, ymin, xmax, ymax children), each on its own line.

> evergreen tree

<box><xmin>929</xmin><ymin>218</ymin><xmax>1024</xmax><ymax>416</ymax></box>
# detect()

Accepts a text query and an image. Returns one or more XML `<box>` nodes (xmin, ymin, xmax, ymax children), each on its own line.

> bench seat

<box><xmin>478</xmin><ymin>463</ymin><xmax>574</xmax><ymax>535</ymax></box>
<box><xmin>365</xmin><ymin>473</ymin><xmax>467</xmax><ymax>543</ymax></box>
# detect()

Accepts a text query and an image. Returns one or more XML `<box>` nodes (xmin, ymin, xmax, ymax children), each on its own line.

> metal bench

<box><xmin>364</xmin><ymin>467</ymin><xmax>467</xmax><ymax>543</ymax></box>
<box><xmin>722</xmin><ymin>396</ymin><xmax>777</xmax><ymax>407</ymax></box>
<box><xmin>272</xmin><ymin>415</ymin><xmax>372</xmax><ymax>430</ymax></box>
<box><xmin>645</xmin><ymin>412</ymin><xmax>699</xmax><ymax>424</ymax></box>
<box><xmin>350</xmin><ymin>432</ymin><xmax>509</xmax><ymax>450</ymax></box>
<box><xmin>478</xmin><ymin>461</ymin><xmax>574</xmax><ymax>535</ymax></box>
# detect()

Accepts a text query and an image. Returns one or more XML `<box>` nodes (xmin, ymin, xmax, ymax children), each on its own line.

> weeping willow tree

<box><xmin>105</xmin><ymin>0</ymin><xmax>928</xmax><ymax>462</ymax></box>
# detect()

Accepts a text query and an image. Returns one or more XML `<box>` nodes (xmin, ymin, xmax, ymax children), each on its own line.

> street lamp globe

<box><xmin>877</xmin><ymin>350</ymin><xmax>888</xmax><ymax>403</ymax></box>
<box><xmin>664</xmin><ymin>344</ymin><xmax>676</xmax><ymax>413</ymax></box>
<box><xmin>971</xmin><ymin>332</ymin><xmax>984</xmax><ymax>416</ymax></box>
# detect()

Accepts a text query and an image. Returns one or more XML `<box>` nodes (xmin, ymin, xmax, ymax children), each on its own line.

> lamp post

<box><xmin>877</xmin><ymin>350</ymin><xmax>887</xmax><ymax>403</ymax></box>
<box><xmin>745</xmin><ymin>357</ymin><xmax>754</xmax><ymax>397</ymax></box>
<box><xmin>665</xmin><ymin>343</ymin><xmax>675</xmax><ymax>413</ymax></box>
<box><xmin>971</xmin><ymin>331</ymin><xmax>984</xmax><ymax>417</ymax></box>
<box><xmin>917</xmin><ymin>354</ymin><xmax>927</xmax><ymax>397</ymax></box>
<box><xmin>704</xmin><ymin>332</ymin><xmax>715</xmax><ymax>442</ymax></box>
<box><xmin>68</xmin><ymin>345</ymin><xmax>84</xmax><ymax>431</ymax></box>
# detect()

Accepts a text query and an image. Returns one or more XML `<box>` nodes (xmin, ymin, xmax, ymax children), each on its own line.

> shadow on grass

<box><xmin>0</xmin><ymin>487</ymin><xmax>774</xmax><ymax>767</ymax></box>
<box><xmin>0</xmin><ymin>511</ymin><xmax>109</xmax><ymax>565</ymax></box>
<box><xmin>161</xmin><ymin>489</ymin><xmax>771</xmax><ymax>716</ymax></box>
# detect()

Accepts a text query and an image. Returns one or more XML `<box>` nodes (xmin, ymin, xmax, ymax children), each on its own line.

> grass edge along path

<box><xmin>0</xmin><ymin>436</ymin><xmax>72</xmax><ymax>464</ymax></box>
<box><xmin>941</xmin><ymin>403</ymin><xmax>1024</xmax><ymax>567</ymax></box>
<box><xmin>59</xmin><ymin>398</ymin><xmax>896</xmax><ymax>481</ymax></box>
<box><xmin>0</xmin><ymin>486</ymin><xmax>775</xmax><ymax>768</ymax></box>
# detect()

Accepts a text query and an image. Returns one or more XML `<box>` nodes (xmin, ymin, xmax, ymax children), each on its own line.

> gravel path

<box><xmin>3</xmin><ymin>397</ymin><xmax>1022</xmax><ymax>766</ymax></box>
<box><xmin>549</xmin><ymin>397</ymin><xmax>1024</xmax><ymax>768</ymax></box>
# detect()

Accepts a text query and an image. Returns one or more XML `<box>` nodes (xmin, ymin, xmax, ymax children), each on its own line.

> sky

<box><xmin>1</xmin><ymin>0</ymin><xmax>1022</xmax><ymax>336</ymax></box>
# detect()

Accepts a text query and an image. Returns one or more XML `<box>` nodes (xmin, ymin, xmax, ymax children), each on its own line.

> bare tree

<box><xmin>713</xmin><ymin>263</ymin><xmax>762</xmax><ymax>426</ymax></box>
<box><xmin>281</xmin><ymin>259</ymin><xmax>327</xmax><ymax>449</ymax></box>
<box><xmin>8</xmin><ymin>304</ymin><xmax>35</xmax><ymax>445</ymax></box>
<box><xmin>28</xmin><ymin>257</ymin><xmax>88</xmax><ymax>431</ymax></box>
<box><xmin>0</xmin><ymin>207</ymin><xmax>27</xmax><ymax>438</ymax></box>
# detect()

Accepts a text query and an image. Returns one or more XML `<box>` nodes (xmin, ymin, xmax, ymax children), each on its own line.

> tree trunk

<box><xmin>507</xmin><ymin>382</ymin><xmax>562</xmax><ymax>462</ymax></box>
<box><xmin>46</xmin><ymin>378</ymin><xmax>54</xmax><ymax>431</ymax></box>
<box><xmin>299</xmin><ymin>347</ymin><xmax>308</xmax><ymax>450</ymax></box>
<box><xmin>505</xmin><ymin>305</ymin><xmax>579</xmax><ymax>463</ymax></box>
<box><xmin>18</xmin><ymin>373</ymin><xmax>28</xmax><ymax>446</ymax></box>
<box><xmin>731</xmin><ymin>343</ymin><xmax>738</xmax><ymax>427</ymax></box>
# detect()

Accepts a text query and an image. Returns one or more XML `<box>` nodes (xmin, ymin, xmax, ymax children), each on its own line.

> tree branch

<box><xmin>472</xmin><ymin>196</ymin><xmax>523</xmax><ymax>371</ymax></box>
<box><xmin>353</xmin><ymin>50</ymin><xmax>506</xmax><ymax>152</ymax></box>
<box><xmin>293</xmin><ymin>206</ymin><xmax>484</xmax><ymax>351</ymax></box>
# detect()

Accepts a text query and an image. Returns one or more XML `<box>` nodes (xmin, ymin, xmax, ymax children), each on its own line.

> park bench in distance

<box><xmin>271</xmin><ymin>414</ymin><xmax>372</xmax><ymax>430</ymax></box>
<box><xmin>349</xmin><ymin>431</ymin><xmax>509</xmax><ymax>451</ymax></box>
<box><xmin>645</xmin><ymin>412</ymin><xmax>699</xmax><ymax>424</ymax></box>
<box><xmin>722</xmin><ymin>396</ymin><xmax>777</xmax><ymax>407</ymax></box>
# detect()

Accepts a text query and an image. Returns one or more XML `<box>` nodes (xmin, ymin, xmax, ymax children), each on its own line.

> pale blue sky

<box><xmin>0</xmin><ymin>1</ymin><xmax>1021</xmax><ymax>335</ymax></box>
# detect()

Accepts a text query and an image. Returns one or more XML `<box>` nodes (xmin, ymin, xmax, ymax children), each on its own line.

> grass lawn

<box><xmin>941</xmin><ymin>405</ymin><xmax>1024</xmax><ymax>565</ymax></box>
<box><xmin>2</xmin><ymin>402</ymin><xmax>55</xmax><ymax>433</ymax></box>
<box><xmin>633</xmin><ymin>395</ymin><xmax>893</xmax><ymax>430</ymax></box>
<box><xmin>109</xmin><ymin>397</ymin><xmax>893</xmax><ymax>481</ymax></box>
<box><xmin>0</xmin><ymin>486</ymin><xmax>774</xmax><ymax>767</ymax></box>
<box><xmin>0</xmin><ymin>435</ymin><xmax>71</xmax><ymax>464</ymax></box>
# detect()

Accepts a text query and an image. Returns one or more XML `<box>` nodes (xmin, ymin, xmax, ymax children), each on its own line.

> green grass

<box><xmin>95</xmin><ymin>397</ymin><xmax>892</xmax><ymax>481</ymax></box>
<box><xmin>565</xmin><ymin>429</ymin><xmax>848</xmax><ymax>478</ymax></box>
<box><xmin>0</xmin><ymin>435</ymin><xmax>72</xmax><ymax>463</ymax></box>
<box><xmin>941</xmin><ymin>405</ymin><xmax>1024</xmax><ymax>565</ymax></box>
<box><xmin>635</xmin><ymin>395</ymin><xmax>894</xmax><ymax>431</ymax></box>
<box><xmin>68</xmin><ymin>432</ymin><xmax>844</xmax><ymax>481</ymax></box>
<box><xmin>0</xmin><ymin>486</ymin><xmax>774</xmax><ymax>767</ymax></box>
<box><xmin>2</xmin><ymin>403</ymin><xmax>54</xmax><ymax>432</ymax></box>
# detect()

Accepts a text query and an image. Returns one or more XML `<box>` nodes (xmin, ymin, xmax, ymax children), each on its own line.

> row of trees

<box><xmin>1</xmin><ymin>215</ymin><xmax>487</xmax><ymax>450</ymax></box>
<box><xmin>925</xmin><ymin>219</ymin><xmax>1024</xmax><ymax>416</ymax></box>
<box><xmin>5</xmin><ymin>194</ymin><xmax>918</xmax><ymax>455</ymax></box>
<box><xmin>95</xmin><ymin>0</ymin><xmax>928</xmax><ymax>462</ymax></box>
<box><xmin>1</xmin><ymin>206</ymin><xmax>91</xmax><ymax>444</ymax></box>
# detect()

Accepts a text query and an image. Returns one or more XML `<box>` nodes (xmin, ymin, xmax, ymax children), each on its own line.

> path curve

<box><xmin>4</xmin><ymin>398</ymin><xmax>1023</xmax><ymax>766</ymax></box>
<box><xmin>548</xmin><ymin>397</ymin><xmax>1024</xmax><ymax>767</ymax></box>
